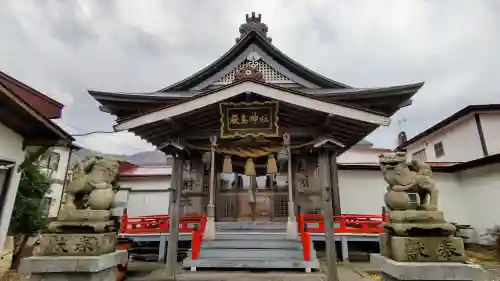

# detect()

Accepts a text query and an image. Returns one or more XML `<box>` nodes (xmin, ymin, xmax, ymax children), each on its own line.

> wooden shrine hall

<box><xmin>89</xmin><ymin>13</ymin><xmax>424</xmax><ymax>273</ymax></box>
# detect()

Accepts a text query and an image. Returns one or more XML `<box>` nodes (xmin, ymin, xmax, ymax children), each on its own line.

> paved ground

<box><xmin>2</xmin><ymin>254</ymin><xmax>498</xmax><ymax>280</ymax></box>
<box><xmin>126</xmin><ymin>260</ymin><xmax>374</xmax><ymax>281</ymax></box>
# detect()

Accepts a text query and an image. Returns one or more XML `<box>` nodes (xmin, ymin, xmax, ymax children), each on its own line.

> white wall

<box><xmin>127</xmin><ymin>191</ymin><xmax>170</xmax><ymax>216</ymax></box>
<box><xmin>338</xmin><ymin>148</ymin><xmax>389</xmax><ymax>164</ymax></box>
<box><xmin>338</xmin><ymin>170</ymin><xmax>386</xmax><ymax>214</ymax></box>
<box><xmin>118</xmin><ymin>177</ymin><xmax>171</xmax><ymax>217</ymax></box>
<box><xmin>406</xmin><ymin>115</ymin><xmax>485</xmax><ymax>163</ymax></box>
<box><xmin>479</xmin><ymin>112</ymin><xmax>500</xmax><ymax>156</ymax></box>
<box><xmin>458</xmin><ymin>163</ymin><xmax>500</xmax><ymax>244</ymax></box>
<box><xmin>120</xmin><ymin>177</ymin><xmax>171</xmax><ymax>191</ymax></box>
<box><xmin>337</xmin><ymin>170</ymin><xmax>469</xmax><ymax>226</ymax></box>
<box><xmin>0</xmin><ymin>122</ymin><xmax>25</xmax><ymax>251</ymax></box>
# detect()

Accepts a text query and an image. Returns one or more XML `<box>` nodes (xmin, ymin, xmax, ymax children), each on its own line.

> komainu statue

<box><xmin>377</xmin><ymin>152</ymin><xmax>465</xmax><ymax>262</ymax></box>
<box><xmin>63</xmin><ymin>156</ymin><xmax>120</xmax><ymax>213</ymax></box>
<box><xmin>40</xmin><ymin>156</ymin><xmax>121</xmax><ymax>256</ymax></box>
<box><xmin>378</xmin><ymin>152</ymin><xmax>438</xmax><ymax>211</ymax></box>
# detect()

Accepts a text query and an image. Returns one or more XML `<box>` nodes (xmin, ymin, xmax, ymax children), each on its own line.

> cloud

<box><xmin>1</xmin><ymin>0</ymin><xmax>499</xmax><ymax>153</ymax></box>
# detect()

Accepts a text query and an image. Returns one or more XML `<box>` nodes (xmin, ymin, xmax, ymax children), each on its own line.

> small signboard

<box><xmin>219</xmin><ymin>101</ymin><xmax>279</xmax><ymax>138</ymax></box>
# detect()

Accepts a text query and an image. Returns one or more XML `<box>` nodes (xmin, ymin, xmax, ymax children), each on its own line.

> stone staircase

<box><xmin>182</xmin><ymin>221</ymin><xmax>320</xmax><ymax>272</ymax></box>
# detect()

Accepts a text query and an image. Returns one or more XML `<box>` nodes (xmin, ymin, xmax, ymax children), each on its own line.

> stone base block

<box><xmin>58</xmin><ymin>207</ymin><xmax>111</xmax><ymax>221</ymax></box>
<box><xmin>384</xmin><ymin>222</ymin><xmax>456</xmax><ymax>237</ymax></box>
<box><xmin>47</xmin><ymin>220</ymin><xmax>117</xmax><ymax>233</ymax></box>
<box><xmin>380</xmin><ymin>235</ymin><xmax>466</xmax><ymax>262</ymax></box>
<box><xmin>19</xmin><ymin>250</ymin><xmax>128</xmax><ymax>281</ymax></box>
<box><xmin>370</xmin><ymin>254</ymin><xmax>485</xmax><ymax>281</ymax></box>
<box><xmin>388</xmin><ymin>210</ymin><xmax>444</xmax><ymax>223</ymax></box>
<box><xmin>39</xmin><ymin>232</ymin><xmax>117</xmax><ymax>256</ymax></box>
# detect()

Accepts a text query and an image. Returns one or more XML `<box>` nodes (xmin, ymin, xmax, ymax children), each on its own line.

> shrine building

<box><xmin>88</xmin><ymin>13</ymin><xmax>424</xmax><ymax>270</ymax></box>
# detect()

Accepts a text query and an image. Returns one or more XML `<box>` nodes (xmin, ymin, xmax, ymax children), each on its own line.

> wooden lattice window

<box><xmin>273</xmin><ymin>194</ymin><xmax>288</xmax><ymax>217</ymax></box>
<box><xmin>411</xmin><ymin>149</ymin><xmax>427</xmax><ymax>162</ymax></box>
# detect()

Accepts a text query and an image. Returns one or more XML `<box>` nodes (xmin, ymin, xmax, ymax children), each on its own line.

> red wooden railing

<box><xmin>191</xmin><ymin>215</ymin><xmax>207</xmax><ymax>260</ymax></box>
<box><xmin>297</xmin><ymin>213</ymin><xmax>387</xmax><ymax>262</ymax></box>
<box><xmin>120</xmin><ymin>215</ymin><xmax>207</xmax><ymax>234</ymax></box>
<box><xmin>120</xmin><ymin>214</ymin><xmax>387</xmax><ymax>235</ymax></box>
<box><xmin>301</xmin><ymin>214</ymin><xmax>386</xmax><ymax>234</ymax></box>
<box><xmin>297</xmin><ymin>213</ymin><xmax>311</xmax><ymax>261</ymax></box>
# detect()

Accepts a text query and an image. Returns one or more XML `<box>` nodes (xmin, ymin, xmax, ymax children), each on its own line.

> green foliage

<box><xmin>9</xmin><ymin>160</ymin><xmax>52</xmax><ymax>237</ymax></box>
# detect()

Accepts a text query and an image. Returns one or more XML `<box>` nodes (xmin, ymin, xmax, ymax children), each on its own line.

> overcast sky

<box><xmin>1</xmin><ymin>0</ymin><xmax>499</xmax><ymax>155</ymax></box>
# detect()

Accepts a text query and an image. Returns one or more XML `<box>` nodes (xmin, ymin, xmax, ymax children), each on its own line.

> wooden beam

<box><xmin>114</xmin><ymin>81</ymin><xmax>391</xmax><ymax>131</ymax></box>
<box><xmin>182</xmin><ymin>127</ymin><xmax>321</xmax><ymax>139</ymax></box>
<box><xmin>22</xmin><ymin>139</ymin><xmax>70</xmax><ymax>149</ymax></box>
<box><xmin>313</xmin><ymin>138</ymin><xmax>345</xmax><ymax>149</ymax></box>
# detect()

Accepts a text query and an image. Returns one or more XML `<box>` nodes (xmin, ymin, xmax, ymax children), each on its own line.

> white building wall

<box><xmin>406</xmin><ymin>115</ymin><xmax>484</xmax><ymax>163</ymax></box>
<box><xmin>457</xmin><ymin>163</ymin><xmax>500</xmax><ymax>244</ymax></box>
<box><xmin>338</xmin><ymin>149</ymin><xmax>389</xmax><ymax>164</ymax></box>
<box><xmin>118</xmin><ymin>177</ymin><xmax>171</xmax><ymax>217</ymax></box>
<box><xmin>479</xmin><ymin>112</ymin><xmax>500</xmax><ymax>156</ymax></box>
<box><xmin>0</xmin><ymin>122</ymin><xmax>25</xmax><ymax>252</ymax></box>
<box><xmin>337</xmin><ymin>170</ymin><xmax>469</xmax><ymax>226</ymax></box>
<box><xmin>338</xmin><ymin>170</ymin><xmax>386</xmax><ymax>215</ymax></box>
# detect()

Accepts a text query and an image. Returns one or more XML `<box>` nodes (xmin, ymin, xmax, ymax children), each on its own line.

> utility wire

<box><xmin>71</xmin><ymin>131</ymin><xmax>115</xmax><ymax>137</ymax></box>
<box><xmin>57</xmin><ymin>121</ymin><xmax>151</xmax><ymax>152</ymax></box>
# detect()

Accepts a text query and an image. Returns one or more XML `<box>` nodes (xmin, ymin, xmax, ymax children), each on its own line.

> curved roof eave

<box><xmin>89</xmin><ymin>81</ymin><xmax>423</xmax><ymax>105</ymax></box>
<box><xmin>158</xmin><ymin>31</ymin><xmax>351</xmax><ymax>92</ymax></box>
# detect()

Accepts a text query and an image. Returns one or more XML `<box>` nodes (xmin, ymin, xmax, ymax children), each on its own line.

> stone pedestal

<box><xmin>19</xmin><ymin>250</ymin><xmax>128</xmax><ymax>281</ymax></box>
<box><xmin>39</xmin><ymin>233</ymin><xmax>117</xmax><ymax>256</ymax></box>
<box><xmin>371</xmin><ymin>254</ymin><xmax>485</xmax><ymax>281</ymax></box>
<box><xmin>379</xmin><ymin>233</ymin><xmax>466</xmax><ymax>262</ymax></box>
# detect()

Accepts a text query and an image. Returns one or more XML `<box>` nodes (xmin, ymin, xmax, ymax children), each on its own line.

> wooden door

<box><xmin>215</xmin><ymin>174</ymin><xmax>275</xmax><ymax>221</ymax></box>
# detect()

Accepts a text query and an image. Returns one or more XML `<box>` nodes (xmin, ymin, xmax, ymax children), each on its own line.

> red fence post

<box><xmin>192</xmin><ymin>228</ymin><xmax>201</xmax><ymax>260</ymax></box>
<box><xmin>120</xmin><ymin>216</ymin><xmax>128</xmax><ymax>233</ymax></box>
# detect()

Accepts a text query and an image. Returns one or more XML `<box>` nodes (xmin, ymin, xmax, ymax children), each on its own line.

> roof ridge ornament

<box><xmin>236</xmin><ymin>12</ymin><xmax>272</xmax><ymax>43</ymax></box>
<box><xmin>234</xmin><ymin>65</ymin><xmax>263</xmax><ymax>82</ymax></box>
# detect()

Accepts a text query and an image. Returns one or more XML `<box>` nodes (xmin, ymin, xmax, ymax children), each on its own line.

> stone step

<box><xmin>202</xmin><ymin>240</ymin><xmax>301</xmax><ymax>249</ymax></box>
<box><xmin>214</xmin><ymin>233</ymin><xmax>286</xmax><ymax>240</ymax></box>
<box><xmin>183</xmin><ymin>257</ymin><xmax>320</xmax><ymax>270</ymax></box>
<box><xmin>196</xmin><ymin>248</ymin><xmax>304</xmax><ymax>259</ymax></box>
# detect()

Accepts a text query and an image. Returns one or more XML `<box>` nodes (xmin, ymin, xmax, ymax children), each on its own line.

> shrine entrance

<box><xmin>215</xmin><ymin>160</ymin><xmax>289</xmax><ymax>222</ymax></box>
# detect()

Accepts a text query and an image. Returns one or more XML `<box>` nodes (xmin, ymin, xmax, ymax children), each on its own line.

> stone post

<box><xmin>204</xmin><ymin>136</ymin><xmax>217</xmax><ymax>240</ymax></box>
<box><xmin>319</xmin><ymin>150</ymin><xmax>339</xmax><ymax>281</ymax></box>
<box><xmin>372</xmin><ymin>152</ymin><xmax>486</xmax><ymax>281</ymax></box>
<box><xmin>284</xmin><ymin>133</ymin><xmax>298</xmax><ymax>240</ymax></box>
<box><xmin>165</xmin><ymin>154</ymin><xmax>184</xmax><ymax>278</ymax></box>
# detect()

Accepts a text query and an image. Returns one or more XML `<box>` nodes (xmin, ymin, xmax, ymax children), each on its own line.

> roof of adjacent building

<box><xmin>0</xmin><ymin>71</ymin><xmax>73</xmax><ymax>144</ymax></box>
<box><xmin>397</xmin><ymin>104</ymin><xmax>500</xmax><ymax>150</ymax></box>
<box><xmin>0</xmin><ymin>70</ymin><xmax>63</xmax><ymax>119</ymax></box>
<box><xmin>118</xmin><ymin>153</ymin><xmax>500</xmax><ymax>177</ymax></box>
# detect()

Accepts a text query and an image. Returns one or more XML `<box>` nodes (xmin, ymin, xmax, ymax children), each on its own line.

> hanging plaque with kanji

<box><xmin>219</xmin><ymin>101</ymin><xmax>279</xmax><ymax>138</ymax></box>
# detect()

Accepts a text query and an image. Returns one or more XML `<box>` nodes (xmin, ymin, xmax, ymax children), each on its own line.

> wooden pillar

<box><xmin>292</xmin><ymin>154</ymin><xmax>299</xmax><ymax>218</ymax></box>
<box><xmin>204</xmin><ymin>136</ymin><xmax>217</xmax><ymax>239</ymax></box>
<box><xmin>329</xmin><ymin>152</ymin><xmax>341</xmax><ymax>216</ymax></box>
<box><xmin>284</xmin><ymin>133</ymin><xmax>298</xmax><ymax>239</ymax></box>
<box><xmin>249</xmin><ymin>175</ymin><xmax>256</xmax><ymax>221</ymax></box>
<box><xmin>319</xmin><ymin>149</ymin><xmax>339</xmax><ymax>281</ymax></box>
<box><xmin>165</xmin><ymin>154</ymin><xmax>184</xmax><ymax>278</ymax></box>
